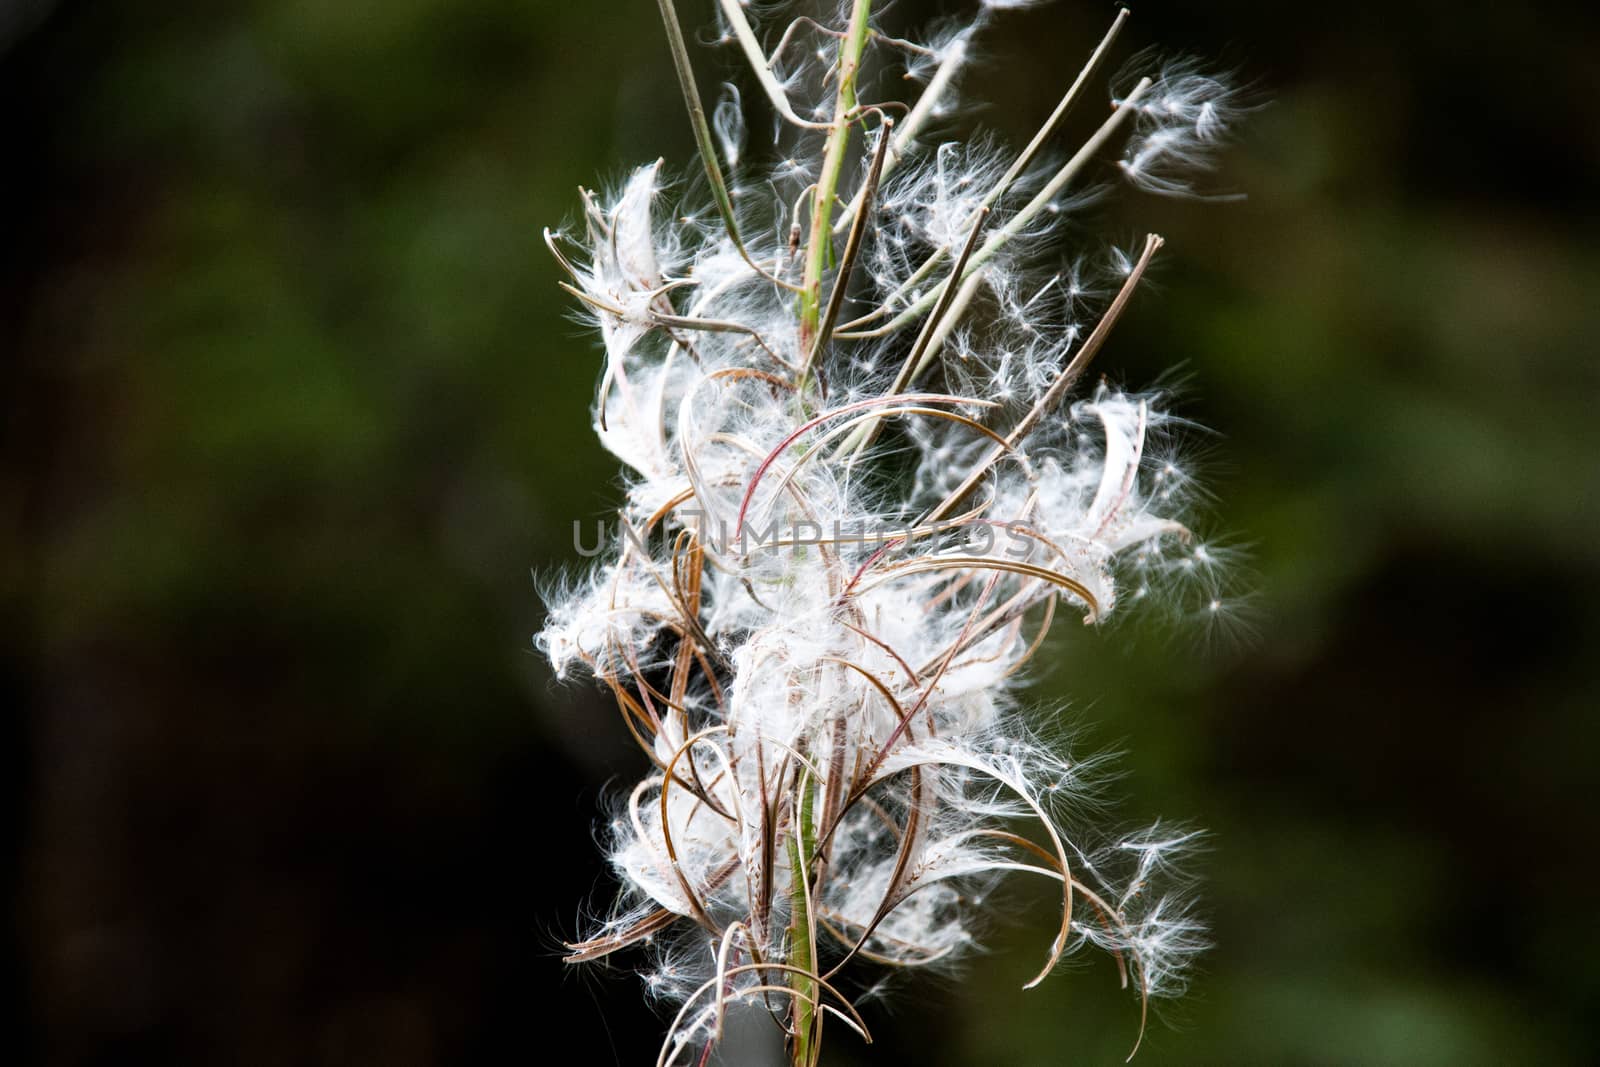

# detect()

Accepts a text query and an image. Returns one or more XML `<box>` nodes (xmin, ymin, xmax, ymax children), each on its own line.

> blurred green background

<box><xmin>5</xmin><ymin>0</ymin><xmax>1598</xmax><ymax>1063</ymax></box>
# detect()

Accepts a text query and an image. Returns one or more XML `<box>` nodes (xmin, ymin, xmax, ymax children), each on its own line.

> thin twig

<box><xmin>924</xmin><ymin>233</ymin><xmax>1164</xmax><ymax>524</ymax></box>
<box><xmin>655</xmin><ymin>0</ymin><xmax>802</xmax><ymax>290</ymax></box>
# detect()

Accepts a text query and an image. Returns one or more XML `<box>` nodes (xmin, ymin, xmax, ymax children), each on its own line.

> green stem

<box><xmin>657</xmin><ymin>0</ymin><xmax>784</xmax><ymax>282</ymax></box>
<box><xmin>797</xmin><ymin>0</ymin><xmax>873</xmax><ymax>377</ymax></box>
<box><xmin>788</xmin><ymin>767</ymin><xmax>819</xmax><ymax>1066</ymax></box>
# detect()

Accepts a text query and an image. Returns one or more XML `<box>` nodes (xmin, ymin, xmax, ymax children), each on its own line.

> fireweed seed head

<box><xmin>536</xmin><ymin>2</ymin><xmax>1245</xmax><ymax>1063</ymax></box>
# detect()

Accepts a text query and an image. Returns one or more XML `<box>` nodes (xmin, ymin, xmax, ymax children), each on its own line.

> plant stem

<box><xmin>788</xmin><ymin>768</ymin><xmax>819</xmax><ymax>1067</ymax></box>
<box><xmin>797</xmin><ymin>0</ymin><xmax>873</xmax><ymax>374</ymax></box>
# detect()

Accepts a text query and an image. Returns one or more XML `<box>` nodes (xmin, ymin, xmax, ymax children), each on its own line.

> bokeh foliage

<box><xmin>6</xmin><ymin>0</ymin><xmax>1598</xmax><ymax>1063</ymax></box>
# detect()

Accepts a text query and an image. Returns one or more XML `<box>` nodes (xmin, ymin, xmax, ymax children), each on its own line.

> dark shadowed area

<box><xmin>6</xmin><ymin>0</ymin><xmax>1598</xmax><ymax>1063</ymax></box>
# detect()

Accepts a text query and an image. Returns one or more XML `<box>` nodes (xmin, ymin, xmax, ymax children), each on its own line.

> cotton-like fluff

<box><xmin>537</xmin><ymin>2</ymin><xmax>1244</xmax><ymax>1064</ymax></box>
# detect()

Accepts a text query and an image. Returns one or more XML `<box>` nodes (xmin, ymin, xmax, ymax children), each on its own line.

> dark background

<box><xmin>6</xmin><ymin>0</ymin><xmax>1598</xmax><ymax>1063</ymax></box>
